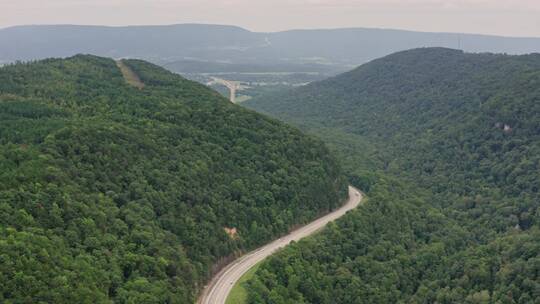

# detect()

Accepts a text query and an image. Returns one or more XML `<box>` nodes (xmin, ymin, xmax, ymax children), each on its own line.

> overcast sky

<box><xmin>1</xmin><ymin>0</ymin><xmax>539</xmax><ymax>37</ymax></box>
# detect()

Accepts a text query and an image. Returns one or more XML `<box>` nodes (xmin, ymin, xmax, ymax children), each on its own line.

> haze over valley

<box><xmin>3</xmin><ymin>23</ymin><xmax>540</xmax><ymax>101</ymax></box>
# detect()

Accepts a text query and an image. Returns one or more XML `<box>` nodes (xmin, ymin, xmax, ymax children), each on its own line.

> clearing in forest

<box><xmin>116</xmin><ymin>60</ymin><xmax>144</xmax><ymax>89</ymax></box>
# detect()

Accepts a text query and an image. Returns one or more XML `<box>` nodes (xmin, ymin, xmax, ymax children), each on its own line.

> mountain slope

<box><xmin>243</xmin><ymin>48</ymin><xmax>540</xmax><ymax>302</ymax></box>
<box><xmin>0</xmin><ymin>56</ymin><xmax>346</xmax><ymax>303</ymax></box>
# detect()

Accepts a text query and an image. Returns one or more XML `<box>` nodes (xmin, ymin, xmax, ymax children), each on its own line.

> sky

<box><xmin>1</xmin><ymin>0</ymin><xmax>540</xmax><ymax>37</ymax></box>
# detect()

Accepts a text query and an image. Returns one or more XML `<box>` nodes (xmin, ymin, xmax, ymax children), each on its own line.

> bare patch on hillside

<box><xmin>116</xmin><ymin>60</ymin><xmax>144</xmax><ymax>89</ymax></box>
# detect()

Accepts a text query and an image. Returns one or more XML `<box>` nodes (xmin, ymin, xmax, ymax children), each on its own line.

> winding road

<box><xmin>198</xmin><ymin>186</ymin><xmax>363</xmax><ymax>304</ymax></box>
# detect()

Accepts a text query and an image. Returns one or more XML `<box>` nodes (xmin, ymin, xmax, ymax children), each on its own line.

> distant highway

<box><xmin>197</xmin><ymin>186</ymin><xmax>364</xmax><ymax>304</ymax></box>
<box><xmin>207</xmin><ymin>77</ymin><xmax>242</xmax><ymax>103</ymax></box>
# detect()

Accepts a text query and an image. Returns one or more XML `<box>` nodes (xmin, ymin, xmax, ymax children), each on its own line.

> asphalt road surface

<box><xmin>198</xmin><ymin>185</ymin><xmax>364</xmax><ymax>304</ymax></box>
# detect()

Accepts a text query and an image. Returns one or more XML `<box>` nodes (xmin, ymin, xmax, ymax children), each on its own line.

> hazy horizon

<box><xmin>2</xmin><ymin>0</ymin><xmax>539</xmax><ymax>38</ymax></box>
<box><xmin>3</xmin><ymin>22</ymin><xmax>540</xmax><ymax>39</ymax></box>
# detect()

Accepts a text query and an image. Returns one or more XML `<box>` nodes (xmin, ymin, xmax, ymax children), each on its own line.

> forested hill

<box><xmin>243</xmin><ymin>48</ymin><xmax>540</xmax><ymax>302</ymax></box>
<box><xmin>247</xmin><ymin>48</ymin><xmax>540</xmax><ymax>133</ymax></box>
<box><xmin>0</xmin><ymin>55</ymin><xmax>347</xmax><ymax>303</ymax></box>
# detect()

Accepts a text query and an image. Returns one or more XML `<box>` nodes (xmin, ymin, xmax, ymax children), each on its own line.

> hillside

<box><xmin>0</xmin><ymin>56</ymin><xmax>347</xmax><ymax>303</ymax></box>
<box><xmin>243</xmin><ymin>48</ymin><xmax>540</xmax><ymax>302</ymax></box>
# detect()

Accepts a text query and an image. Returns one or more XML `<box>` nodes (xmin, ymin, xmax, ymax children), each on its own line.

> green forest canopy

<box><xmin>243</xmin><ymin>48</ymin><xmax>540</xmax><ymax>303</ymax></box>
<box><xmin>0</xmin><ymin>55</ymin><xmax>347</xmax><ymax>303</ymax></box>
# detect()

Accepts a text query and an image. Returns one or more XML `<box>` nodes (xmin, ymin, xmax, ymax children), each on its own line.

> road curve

<box><xmin>207</xmin><ymin>77</ymin><xmax>240</xmax><ymax>103</ymax></box>
<box><xmin>197</xmin><ymin>186</ymin><xmax>363</xmax><ymax>304</ymax></box>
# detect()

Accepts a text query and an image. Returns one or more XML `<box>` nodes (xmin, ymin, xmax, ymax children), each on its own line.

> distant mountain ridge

<box><xmin>1</xmin><ymin>24</ymin><xmax>540</xmax><ymax>68</ymax></box>
<box><xmin>0</xmin><ymin>24</ymin><xmax>260</xmax><ymax>64</ymax></box>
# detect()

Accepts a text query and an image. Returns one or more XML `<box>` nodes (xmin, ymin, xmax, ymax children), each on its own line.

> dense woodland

<box><xmin>0</xmin><ymin>56</ymin><xmax>347</xmax><ymax>303</ymax></box>
<box><xmin>244</xmin><ymin>48</ymin><xmax>540</xmax><ymax>303</ymax></box>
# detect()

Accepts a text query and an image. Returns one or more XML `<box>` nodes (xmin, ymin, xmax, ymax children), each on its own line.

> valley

<box><xmin>1</xmin><ymin>13</ymin><xmax>540</xmax><ymax>304</ymax></box>
<box><xmin>4</xmin><ymin>24</ymin><xmax>540</xmax><ymax>107</ymax></box>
